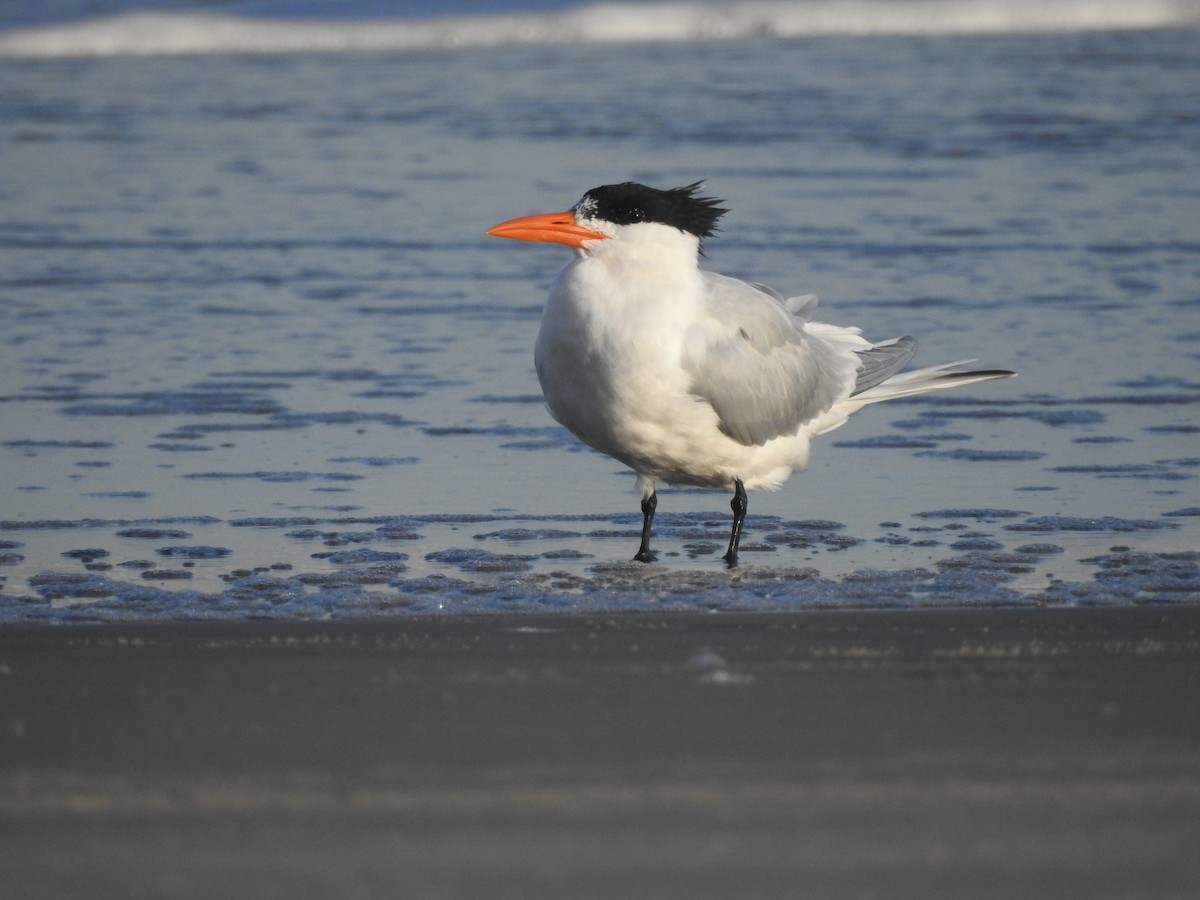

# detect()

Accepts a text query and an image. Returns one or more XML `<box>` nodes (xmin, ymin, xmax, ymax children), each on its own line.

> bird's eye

<box><xmin>629</xmin><ymin>208</ymin><xmax>646</xmax><ymax>222</ymax></box>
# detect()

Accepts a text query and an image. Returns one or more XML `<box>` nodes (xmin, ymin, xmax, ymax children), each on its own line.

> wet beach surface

<box><xmin>2</xmin><ymin>607</ymin><xmax>1199</xmax><ymax>898</ymax></box>
<box><xmin>2</xmin><ymin>30</ymin><xmax>1200</xmax><ymax>617</ymax></box>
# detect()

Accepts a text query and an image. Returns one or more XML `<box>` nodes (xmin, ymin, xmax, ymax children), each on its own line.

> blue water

<box><xmin>1</xmin><ymin>4</ymin><xmax>1198</xmax><ymax>620</ymax></box>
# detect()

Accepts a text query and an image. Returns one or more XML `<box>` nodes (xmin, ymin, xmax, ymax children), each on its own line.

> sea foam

<box><xmin>1</xmin><ymin>1</ymin><xmax>1196</xmax><ymax>58</ymax></box>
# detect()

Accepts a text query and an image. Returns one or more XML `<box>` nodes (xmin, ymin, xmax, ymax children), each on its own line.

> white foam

<box><xmin>1</xmin><ymin>1</ymin><xmax>1197</xmax><ymax>58</ymax></box>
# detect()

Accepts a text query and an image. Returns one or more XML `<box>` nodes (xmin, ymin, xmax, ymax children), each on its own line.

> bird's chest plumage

<box><xmin>534</xmin><ymin>255</ymin><xmax>698</xmax><ymax>460</ymax></box>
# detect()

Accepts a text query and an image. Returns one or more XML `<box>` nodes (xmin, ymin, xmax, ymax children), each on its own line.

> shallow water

<box><xmin>1</xmin><ymin>27</ymin><xmax>1198</xmax><ymax>620</ymax></box>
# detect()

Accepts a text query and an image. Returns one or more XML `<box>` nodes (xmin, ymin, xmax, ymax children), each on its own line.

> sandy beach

<box><xmin>2</xmin><ymin>606</ymin><xmax>1198</xmax><ymax>898</ymax></box>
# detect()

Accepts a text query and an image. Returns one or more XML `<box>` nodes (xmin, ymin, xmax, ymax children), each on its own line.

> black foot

<box><xmin>635</xmin><ymin>490</ymin><xmax>657</xmax><ymax>563</ymax></box>
<box><xmin>723</xmin><ymin>479</ymin><xmax>747</xmax><ymax>568</ymax></box>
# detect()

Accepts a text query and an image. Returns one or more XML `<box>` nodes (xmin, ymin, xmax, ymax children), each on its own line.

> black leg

<box><xmin>634</xmin><ymin>490</ymin><xmax>657</xmax><ymax>563</ymax></box>
<box><xmin>723</xmin><ymin>479</ymin><xmax>747</xmax><ymax>568</ymax></box>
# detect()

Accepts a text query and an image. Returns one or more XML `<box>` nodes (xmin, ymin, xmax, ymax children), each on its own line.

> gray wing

<box><xmin>682</xmin><ymin>272</ymin><xmax>862</xmax><ymax>446</ymax></box>
<box><xmin>852</xmin><ymin>336</ymin><xmax>917</xmax><ymax>395</ymax></box>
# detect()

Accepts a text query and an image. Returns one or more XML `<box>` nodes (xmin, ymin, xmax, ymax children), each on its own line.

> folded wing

<box><xmin>682</xmin><ymin>273</ymin><xmax>865</xmax><ymax>446</ymax></box>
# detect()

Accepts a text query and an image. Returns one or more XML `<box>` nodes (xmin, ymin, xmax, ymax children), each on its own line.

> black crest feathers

<box><xmin>576</xmin><ymin>181</ymin><xmax>728</xmax><ymax>240</ymax></box>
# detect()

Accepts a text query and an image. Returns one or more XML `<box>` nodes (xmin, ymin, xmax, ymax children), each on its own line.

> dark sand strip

<box><xmin>2</xmin><ymin>606</ymin><xmax>1199</xmax><ymax>898</ymax></box>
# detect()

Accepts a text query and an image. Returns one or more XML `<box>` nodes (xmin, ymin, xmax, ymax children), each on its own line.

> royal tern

<box><xmin>487</xmin><ymin>182</ymin><xmax>1015</xmax><ymax>566</ymax></box>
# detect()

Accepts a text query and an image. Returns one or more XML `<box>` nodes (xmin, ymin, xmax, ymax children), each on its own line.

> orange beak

<box><xmin>486</xmin><ymin>211</ymin><xmax>608</xmax><ymax>249</ymax></box>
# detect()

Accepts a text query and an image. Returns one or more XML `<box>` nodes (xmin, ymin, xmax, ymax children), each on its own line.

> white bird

<box><xmin>487</xmin><ymin>182</ymin><xmax>1015</xmax><ymax>566</ymax></box>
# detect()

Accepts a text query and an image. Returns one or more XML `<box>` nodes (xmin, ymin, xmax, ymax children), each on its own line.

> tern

<box><xmin>487</xmin><ymin>182</ymin><xmax>1015</xmax><ymax>566</ymax></box>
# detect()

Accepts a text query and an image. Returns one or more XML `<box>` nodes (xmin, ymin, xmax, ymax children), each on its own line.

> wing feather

<box><xmin>682</xmin><ymin>273</ymin><xmax>862</xmax><ymax>446</ymax></box>
<box><xmin>852</xmin><ymin>335</ymin><xmax>918</xmax><ymax>395</ymax></box>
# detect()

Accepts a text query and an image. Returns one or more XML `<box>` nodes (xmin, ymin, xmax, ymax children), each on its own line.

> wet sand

<box><xmin>2</xmin><ymin>606</ymin><xmax>1199</xmax><ymax>899</ymax></box>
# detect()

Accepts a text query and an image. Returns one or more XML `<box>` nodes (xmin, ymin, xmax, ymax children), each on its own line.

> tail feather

<box><xmin>853</xmin><ymin>360</ymin><xmax>1015</xmax><ymax>404</ymax></box>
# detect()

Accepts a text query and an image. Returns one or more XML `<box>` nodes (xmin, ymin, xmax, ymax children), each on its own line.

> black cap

<box><xmin>575</xmin><ymin>181</ymin><xmax>727</xmax><ymax>240</ymax></box>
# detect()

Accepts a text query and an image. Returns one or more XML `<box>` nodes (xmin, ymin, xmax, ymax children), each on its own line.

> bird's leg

<box><xmin>634</xmin><ymin>490</ymin><xmax>657</xmax><ymax>563</ymax></box>
<box><xmin>723</xmin><ymin>479</ymin><xmax>747</xmax><ymax>568</ymax></box>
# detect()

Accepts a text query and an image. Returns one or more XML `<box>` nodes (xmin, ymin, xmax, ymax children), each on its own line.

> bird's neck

<box><xmin>582</xmin><ymin>229</ymin><xmax>701</xmax><ymax>272</ymax></box>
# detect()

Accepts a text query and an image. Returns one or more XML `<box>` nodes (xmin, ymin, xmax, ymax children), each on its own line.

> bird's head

<box><xmin>487</xmin><ymin>181</ymin><xmax>727</xmax><ymax>252</ymax></box>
